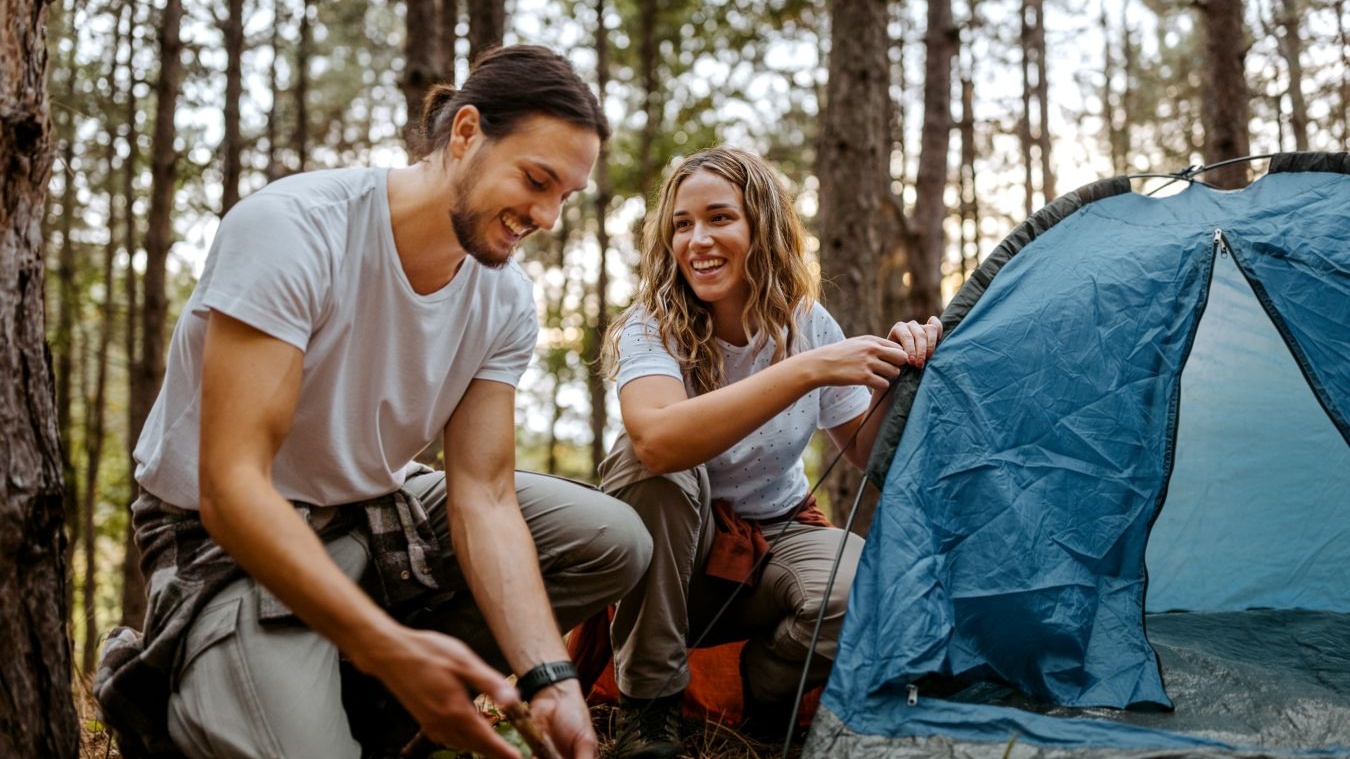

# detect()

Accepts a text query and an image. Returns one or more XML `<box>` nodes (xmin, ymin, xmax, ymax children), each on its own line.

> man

<box><xmin>95</xmin><ymin>45</ymin><xmax>651</xmax><ymax>759</ymax></box>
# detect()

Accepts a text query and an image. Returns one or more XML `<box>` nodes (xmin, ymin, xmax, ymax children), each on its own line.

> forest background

<box><xmin>1</xmin><ymin>0</ymin><xmax>1346</xmax><ymax>755</ymax></box>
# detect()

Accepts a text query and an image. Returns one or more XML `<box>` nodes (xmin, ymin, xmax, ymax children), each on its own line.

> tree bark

<box><xmin>221</xmin><ymin>0</ymin><xmax>244</xmax><ymax>213</ymax></box>
<box><xmin>907</xmin><ymin>0</ymin><xmax>955</xmax><ymax>322</ymax></box>
<box><xmin>817</xmin><ymin>0</ymin><xmax>893</xmax><ymax>533</ymax></box>
<box><xmin>467</xmin><ymin>0</ymin><xmax>505</xmax><ymax>66</ymax></box>
<box><xmin>1198</xmin><ymin>0</ymin><xmax>1251</xmax><ymax>189</ymax></box>
<box><xmin>1019</xmin><ymin>0</ymin><xmax>1052</xmax><ymax>212</ymax></box>
<box><xmin>439</xmin><ymin>0</ymin><xmax>459</xmax><ymax>85</ymax></box>
<box><xmin>125</xmin><ymin>0</ymin><xmax>184</xmax><ymax>629</ymax></box>
<box><xmin>0</xmin><ymin>0</ymin><xmax>79</xmax><ymax>755</ymax></box>
<box><xmin>404</xmin><ymin>0</ymin><xmax>440</xmax><ymax>158</ymax></box>
<box><xmin>295</xmin><ymin>0</ymin><xmax>312</xmax><ymax>172</ymax></box>
<box><xmin>636</xmin><ymin>0</ymin><xmax>660</xmax><ymax>203</ymax></box>
<box><xmin>265</xmin><ymin>0</ymin><xmax>285</xmax><ymax>180</ymax></box>
<box><xmin>1274</xmin><ymin>0</ymin><xmax>1309</xmax><ymax>151</ymax></box>
<box><xmin>587</xmin><ymin>0</ymin><xmax>612</xmax><ymax>473</ymax></box>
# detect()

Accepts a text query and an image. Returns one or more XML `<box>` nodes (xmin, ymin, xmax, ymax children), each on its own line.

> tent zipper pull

<box><xmin>907</xmin><ymin>684</ymin><xmax>919</xmax><ymax>706</ymax></box>
<box><xmin>1213</xmin><ymin>228</ymin><xmax>1231</xmax><ymax>258</ymax></box>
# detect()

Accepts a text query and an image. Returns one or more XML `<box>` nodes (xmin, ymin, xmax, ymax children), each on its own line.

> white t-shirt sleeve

<box><xmin>614</xmin><ymin>308</ymin><xmax>685</xmax><ymax>390</ymax></box>
<box><xmin>812</xmin><ymin>305</ymin><xmax>872</xmax><ymax>430</ymax></box>
<box><xmin>475</xmin><ymin>287</ymin><xmax>538</xmax><ymax>387</ymax></box>
<box><xmin>194</xmin><ymin>195</ymin><xmax>332</xmax><ymax>351</ymax></box>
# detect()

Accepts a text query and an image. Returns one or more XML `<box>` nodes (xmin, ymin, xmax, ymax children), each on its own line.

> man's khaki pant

<box><xmin>167</xmin><ymin>471</ymin><xmax>651</xmax><ymax>759</ymax></box>
<box><xmin>599</xmin><ymin>434</ymin><xmax>864</xmax><ymax>705</ymax></box>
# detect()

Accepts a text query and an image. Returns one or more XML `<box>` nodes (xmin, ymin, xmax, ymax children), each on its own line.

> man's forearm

<box><xmin>448</xmin><ymin>492</ymin><xmax>568</xmax><ymax>675</ymax></box>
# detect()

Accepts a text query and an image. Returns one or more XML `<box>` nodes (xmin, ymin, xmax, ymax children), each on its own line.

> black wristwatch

<box><xmin>516</xmin><ymin>660</ymin><xmax>580</xmax><ymax>702</ymax></box>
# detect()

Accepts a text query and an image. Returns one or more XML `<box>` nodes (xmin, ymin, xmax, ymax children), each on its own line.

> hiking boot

<box><xmin>737</xmin><ymin>692</ymin><xmax>803</xmax><ymax>745</ymax></box>
<box><xmin>610</xmin><ymin>692</ymin><xmax>684</xmax><ymax>759</ymax></box>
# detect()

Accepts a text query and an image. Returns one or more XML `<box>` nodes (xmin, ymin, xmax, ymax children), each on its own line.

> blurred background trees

<box><xmin>35</xmin><ymin>0</ymin><xmax>1348</xmax><ymax>691</ymax></box>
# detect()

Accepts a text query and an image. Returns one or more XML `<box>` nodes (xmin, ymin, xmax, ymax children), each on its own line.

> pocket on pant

<box><xmin>179</xmin><ymin>596</ymin><xmax>242</xmax><ymax>679</ymax></box>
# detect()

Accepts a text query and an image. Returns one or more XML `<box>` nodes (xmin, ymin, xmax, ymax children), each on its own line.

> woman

<box><xmin>599</xmin><ymin>146</ymin><xmax>941</xmax><ymax>758</ymax></box>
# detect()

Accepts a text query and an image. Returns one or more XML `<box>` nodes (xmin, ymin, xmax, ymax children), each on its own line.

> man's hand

<box><xmin>524</xmin><ymin>679</ymin><xmax>597</xmax><ymax>759</ymax></box>
<box><xmin>357</xmin><ymin>626</ymin><xmax>524</xmax><ymax>759</ymax></box>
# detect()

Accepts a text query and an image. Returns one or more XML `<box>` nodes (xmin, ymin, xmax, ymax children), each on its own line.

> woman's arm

<box><xmin>826</xmin><ymin>316</ymin><xmax>943</xmax><ymax>470</ymax></box>
<box><xmin>620</xmin><ymin>333</ymin><xmax>913</xmax><ymax>474</ymax></box>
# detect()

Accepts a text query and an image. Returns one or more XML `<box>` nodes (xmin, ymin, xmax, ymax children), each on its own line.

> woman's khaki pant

<box><xmin>599</xmin><ymin>433</ymin><xmax>864</xmax><ymax>705</ymax></box>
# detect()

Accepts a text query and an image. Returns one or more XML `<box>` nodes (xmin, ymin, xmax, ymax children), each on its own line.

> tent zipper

<box><xmin>1213</xmin><ymin>228</ymin><xmax>1232</xmax><ymax>258</ymax></box>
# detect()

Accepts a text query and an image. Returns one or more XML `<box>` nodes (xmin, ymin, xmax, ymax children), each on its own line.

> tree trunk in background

<box><xmin>636</xmin><ymin>0</ymin><xmax>660</xmax><ymax>203</ymax></box>
<box><xmin>0</xmin><ymin>0</ymin><xmax>79</xmax><ymax>754</ymax></box>
<box><xmin>1338</xmin><ymin>1</ymin><xmax>1348</xmax><ymax>145</ymax></box>
<box><xmin>83</xmin><ymin>188</ymin><xmax>118</xmax><ymax>674</ymax></box>
<box><xmin>126</xmin><ymin>0</ymin><xmax>184</xmax><ymax>629</ymax></box>
<box><xmin>1274</xmin><ymin>0</ymin><xmax>1308</xmax><ymax>151</ymax></box>
<box><xmin>1019</xmin><ymin>0</ymin><xmax>1052</xmax><ymax>213</ymax></box>
<box><xmin>907</xmin><ymin>0</ymin><xmax>955</xmax><ymax>322</ymax></box>
<box><xmin>221</xmin><ymin>0</ymin><xmax>244</xmax><ymax>213</ymax></box>
<box><xmin>880</xmin><ymin>1</ymin><xmax>909</xmax><ymax>325</ymax></box>
<box><xmin>265</xmin><ymin>0</ymin><xmax>285</xmax><ymax>181</ymax></box>
<box><xmin>54</xmin><ymin>93</ymin><xmax>79</xmax><ymax>575</ymax></box>
<box><xmin>958</xmin><ymin>73</ymin><xmax>978</xmax><ymax>279</ymax></box>
<box><xmin>1031</xmin><ymin>0</ymin><xmax>1053</xmax><ymax>202</ymax></box>
<box><xmin>121</xmin><ymin>0</ymin><xmax>143</xmax><ymax>631</ymax></box>
<box><xmin>295</xmin><ymin>0</ymin><xmax>312</xmax><ymax>173</ymax></box>
<box><xmin>404</xmin><ymin>0</ymin><xmax>439</xmax><ymax>158</ymax></box>
<box><xmin>1198</xmin><ymin>0</ymin><xmax>1251</xmax><ymax>189</ymax></box>
<box><xmin>467</xmin><ymin>0</ymin><xmax>505</xmax><ymax>66</ymax></box>
<box><xmin>439</xmin><ymin>0</ymin><xmax>459</xmax><ymax>85</ymax></box>
<box><xmin>586</xmin><ymin>0</ymin><xmax>612</xmax><ymax>472</ymax></box>
<box><xmin>817</xmin><ymin>0</ymin><xmax>893</xmax><ymax>533</ymax></box>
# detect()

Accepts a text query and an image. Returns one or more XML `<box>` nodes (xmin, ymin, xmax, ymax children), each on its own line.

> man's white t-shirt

<box><xmin>135</xmin><ymin>167</ymin><xmax>538</xmax><ymax>509</ymax></box>
<box><xmin>614</xmin><ymin>303</ymin><xmax>870</xmax><ymax>520</ymax></box>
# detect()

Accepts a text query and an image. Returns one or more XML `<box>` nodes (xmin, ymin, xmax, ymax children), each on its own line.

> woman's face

<box><xmin>670</xmin><ymin>170</ymin><xmax>753</xmax><ymax>320</ymax></box>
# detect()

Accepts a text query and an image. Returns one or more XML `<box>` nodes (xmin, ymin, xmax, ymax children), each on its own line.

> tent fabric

<box><xmin>812</xmin><ymin>154</ymin><xmax>1350</xmax><ymax>756</ymax></box>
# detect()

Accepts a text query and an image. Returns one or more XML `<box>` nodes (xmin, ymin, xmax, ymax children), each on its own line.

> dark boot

<box><xmin>738</xmin><ymin>655</ymin><xmax>806</xmax><ymax>745</ymax></box>
<box><xmin>610</xmin><ymin>692</ymin><xmax>684</xmax><ymax>759</ymax></box>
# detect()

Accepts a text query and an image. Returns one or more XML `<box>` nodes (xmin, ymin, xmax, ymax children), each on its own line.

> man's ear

<box><xmin>447</xmin><ymin>105</ymin><xmax>482</xmax><ymax>160</ymax></box>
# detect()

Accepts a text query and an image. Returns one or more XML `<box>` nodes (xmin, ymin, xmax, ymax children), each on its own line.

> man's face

<box><xmin>449</xmin><ymin>114</ymin><xmax>600</xmax><ymax>268</ymax></box>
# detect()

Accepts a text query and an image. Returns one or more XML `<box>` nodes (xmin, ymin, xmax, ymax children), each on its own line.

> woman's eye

<box><xmin>527</xmin><ymin>175</ymin><xmax>546</xmax><ymax>190</ymax></box>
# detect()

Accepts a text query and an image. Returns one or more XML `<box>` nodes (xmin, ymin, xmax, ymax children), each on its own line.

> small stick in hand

<box><xmin>503</xmin><ymin>701</ymin><xmax>563</xmax><ymax>759</ymax></box>
<box><xmin>399</xmin><ymin>702</ymin><xmax>562</xmax><ymax>759</ymax></box>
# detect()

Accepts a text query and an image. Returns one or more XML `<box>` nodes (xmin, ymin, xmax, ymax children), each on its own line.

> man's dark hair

<box><xmin>418</xmin><ymin>45</ymin><xmax>609</xmax><ymax>156</ymax></box>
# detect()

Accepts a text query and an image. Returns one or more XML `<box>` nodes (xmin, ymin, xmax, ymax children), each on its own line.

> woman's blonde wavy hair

<box><xmin>603</xmin><ymin>146</ymin><xmax>817</xmax><ymax>396</ymax></box>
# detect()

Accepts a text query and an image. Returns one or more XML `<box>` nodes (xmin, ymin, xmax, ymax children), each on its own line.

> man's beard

<box><xmin>449</xmin><ymin>153</ymin><xmax>513</xmax><ymax>269</ymax></box>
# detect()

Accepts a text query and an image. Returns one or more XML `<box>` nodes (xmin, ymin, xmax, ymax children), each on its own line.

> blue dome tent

<box><xmin>804</xmin><ymin>152</ymin><xmax>1350</xmax><ymax>758</ymax></box>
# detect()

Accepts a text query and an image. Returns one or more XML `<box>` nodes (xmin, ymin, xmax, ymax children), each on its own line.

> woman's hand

<box><xmin>801</xmin><ymin>316</ymin><xmax>943</xmax><ymax>391</ymax></box>
<box><xmin>886</xmin><ymin>316</ymin><xmax>943</xmax><ymax>368</ymax></box>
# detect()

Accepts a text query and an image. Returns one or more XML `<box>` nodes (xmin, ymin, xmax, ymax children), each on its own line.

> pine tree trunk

<box><xmin>1274</xmin><ymin>0</ymin><xmax>1309</xmax><ymax>151</ymax></box>
<box><xmin>221</xmin><ymin>0</ymin><xmax>244</xmax><ymax>213</ymax></box>
<box><xmin>467</xmin><ymin>0</ymin><xmax>505</xmax><ymax>66</ymax></box>
<box><xmin>295</xmin><ymin>0</ymin><xmax>312</xmax><ymax>172</ymax></box>
<box><xmin>636</xmin><ymin>0</ymin><xmax>660</xmax><ymax>202</ymax></box>
<box><xmin>125</xmin><ymin>0</ymin><xmax>184</xmax><ymax>629</ymax></box>
<box><xmin>1198</xmin><ymin>0</ymin><xmax>1251</xmax><ymax>189</ymax></box>
<box><xmin>908</xmin><ymin>0</ymin><xmax>955</xmax><ymax>322</ymax></box>
<box><xmin>404</xmin><ymin>0</ymin><xmax>439</xmax><ymax>158</ymax></box>
<box><xmin>817</xmin><ymin>0</ymin><xmax>894</xmax><ymax>532</ymax></box>
<box><xmin>0</xmin><ymin>0</ymin><xmax>79</xmax><ymax>754</ymax></box>
<box><xmin>265</xmin><ymin>0</ymin><xmax>284</xmax><ymax>180</ymax></box>
<box><xmin>439</xmin><ymin>0</ymin><xmax>459</xmax><ymax>84</ymax></box>
<box><xmin>587</xmin><ymin>0</ymin><xmax>612</xmax><ymax>473</ymax></box>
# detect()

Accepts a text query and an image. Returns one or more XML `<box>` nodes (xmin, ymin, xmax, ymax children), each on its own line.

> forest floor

<box><xmin>76</xmin><ymin>680</ymin><xmax>801</xmax><ymax>759</ymax></box>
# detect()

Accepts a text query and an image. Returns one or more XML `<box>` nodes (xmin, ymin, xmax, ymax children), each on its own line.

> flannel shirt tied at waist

<box><xmin>704</xmin><ymin>493</ymin><xmax>834</xmax><ymax>587</ymax></box>
<box><xmin>93</xmin><ymin>475</ymin><xmax>448</xmax><ymax>759</ymax></box>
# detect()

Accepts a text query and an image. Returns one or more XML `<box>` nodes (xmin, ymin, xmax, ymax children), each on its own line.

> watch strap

<box><xmin>516</xmin><ymin>660</ymin><xmax>580</xmax><ymax>702</ymax></box>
